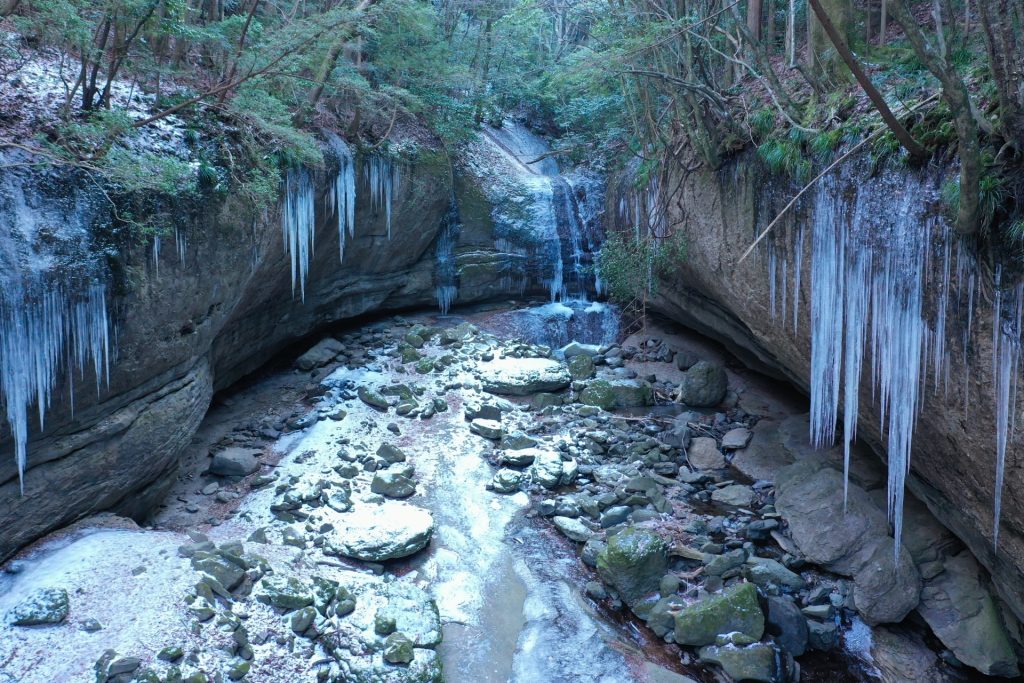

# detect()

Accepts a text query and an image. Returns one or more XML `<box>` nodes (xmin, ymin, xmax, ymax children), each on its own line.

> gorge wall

<box><xmin>609</xmin><ymin>149</ymin><xmax>1024</xmax><ymax>624</ymax></box>
<box><xmin>0</xmin><ymin>123</ymin><xmax>604</xmax><ymax>560</ymax></box>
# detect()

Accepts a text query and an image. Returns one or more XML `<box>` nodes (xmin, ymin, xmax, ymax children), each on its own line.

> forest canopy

<box><xmin>1</xmin><ymin>0</ymin><xmax>1022</xmax><ymax>240</ymax></box>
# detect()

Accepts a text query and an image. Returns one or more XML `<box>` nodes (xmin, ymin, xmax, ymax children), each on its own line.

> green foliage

<box><xmin>756</xmin><ymin>138</ymin><xmax>810</xmax><ymax>182</ymax></box>
<box><xmin>597</xmin><ymin>228</ymin><xmax>686</xmax><ymax>302</ymax></box>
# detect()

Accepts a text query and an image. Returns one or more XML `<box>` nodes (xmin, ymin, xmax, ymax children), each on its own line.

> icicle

<box><xmin>992</xmin><ymin>279</ymin><xmax>1023</xmax><ymax>549</ymax></box>
<box><xmin>152</xmin><ymin>235</ymin><xmax>161</xmax><ymax>276</ymax></box>
<box><xmin>281</xmin><ymin>167</ymin><xmax>315</xmax><ymax>301</ymax></box>
<box><xmin>326</xmin><ymin>134</ymin><xmax>357</xmax><ymax>262</ymax></box>
<box><xmin>768</xmin><ymin>242</ymin><xmax>778</xmax><ymax>319</ymax></box>
<box><xmin>808</xmin><ymin>181</ymin><xmax>844</xmax><ymax>448</ymax></box>
<box><xmin>793</xmin><ymin>224</ymin><xmax>804</xmax><ymax>333</ymax></box>
<box><xmin>365</xmin><ymin>156</ymin><xmax>400</xmax><ymax>240</ymax></box>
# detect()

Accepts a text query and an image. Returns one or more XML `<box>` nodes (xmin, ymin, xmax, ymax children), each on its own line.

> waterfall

<box><xmin>281</xmin><ymin>167</ymin><xmax>315</xmax><ymax>301</ymax></box>
<box><xmin>474</xmin><ymin>122</ymin><xmax>604</xmax><ymax>302</ymax></box>
<box><xmin>434</xmin><ymin>198</ymin><xmax>460</xmax><ymax>315</ymax></box>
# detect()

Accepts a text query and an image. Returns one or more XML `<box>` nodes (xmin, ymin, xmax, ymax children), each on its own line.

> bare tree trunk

<box><xmin>0</xmin><ymin>0</ymin><xmax>21</xmax><ymax>17</ymax></box>
<box><xmin>880</xmin><ymin>0</ymin><xmax>887</xmax><ymax>43</ymax></box>
<box><xmin>889</xmin><ymin>0</ymin><xmax>984</xmax><ymax>235</ymax></box>
<box><xmin>978</xmin><ymin>0</ymin><xmax>1024</xmax><ymax>145</ymax></box>
<box><xmin>747</xmin><ymin>0</ymin><xmax>763</xmax><ymax>41</ymax></box>
<box><xmin>765</xmin><ymin>0</ymin><xmax>776</xmax><ymax>50</ymax></box>
<box><xmin>808</xmin><ymin>0</ymin><xmax>925</xmax><ymax>158</ymax></box>
<box><xmin>786</xmin><ymin>0</ymin><xmax>796</xmax><ymax>66</ymax></box>
<box><xmin>807</xmin><ymin>0</ymin><xmax>850</xmax><ymax>80</ymax></box>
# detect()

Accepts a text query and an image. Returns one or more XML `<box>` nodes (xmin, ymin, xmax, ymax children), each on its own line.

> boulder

<box><xmin>745</xmin><ymin>557</ymin><xmax>806</xmax><ymax>591</ymax></box>
<box><xmin>687</xmin><ymin>438</ymin><xmax>725</xmax><ymax>470</ymax></box>
<box><xmin>479</xmin><ymin>358</ymin><xmax>571</xmax><ymax>395</ymax></box>
<box><xmin>679</xmin><ymin>361</ymin><xmax>727</xmax><ymax>407</ymax></box>
<box><xmin>596</xmin><ymin>527</ymin><xmax>668</xmax><ymax>607</ymax></box>
<box><xmin>698</xmin><ymin>643</ymin><xmax>777</xmax><ymax>683</ymax></box>
<box><xmin>490</xmin><ymin>469</ymin><xmax>524</xmax><ymax>493</ymax></box>
<box><xmin>916</xmin><ymin>550</ymin><xmax>1019</xmax><ymax>676</ymax></box>
<box><xmin>209</xmin><ymin>448</ymin><xmax>260</xmax><ymax>477</ymax></box>
<box><xmin>294</xmin><ymin>337</ymin><xmax>344</xmax><ymax>371</ymax></box>
<box><xmin>370</xmin><ymin>471</ymin><xmax>416</xmax><ymax>499</ymax></box>
<box><xmin>579</xmin><ymin>379</ymin><xmax>654</xmax><ymax>410</ymax></box>
<box><xmin>673</xmin><ymin>582</ymin><xmax>764</xmax><ymax>647</ymax></box>
<box><xmin>775</xmin><ymin>459</ymin><xmax>921</xmax><ymax>625</ymax></box>
<box><xmin>469</xmin><ymin>418</ymin><xmax>503</xmax><ymax>439</ymax></box>
<box><xmin>567</xmin><ymin>354</ymin><xmax>596</xmax><ymax>380</ymax></box>
<box><xmin>383</xmin><ymin>633</ymin><xmax>415</xmax><ymax>664</ymax></box>
<box><xmin>259</xmin><ymin>576</ymin><xmax>314</xmax><ymax>610</ymax></box>
<box><xmin>765</xmin><ymin>596</ymin><xmax>808</xmax><ymax>656</ymax></box>
<box><xmin>562</xmin><ymin>342</ymin><xmax>600</xmax><ymax>358</ymax></box>
<box><xmin>376</xmin><ymin>444</ymin><xmax>407</xmax><ymax>464</ymax></box>
<box><xmin>7</xmin><ymin>587</ymin><xmax>69</xmax><ymax>626</ymax></box>
<box><xmin>721</xmin><ymin>427</ymin><xmax>752</xmax><ymax>449</ymax></box>
<box><xmin>711</xmin><ymin>484</ymin><xmax>754</xmax><ymax>507</ymax></box>
<box><xmin>357</xmin><ymin>386</ymin><xmax>391</xmax><ymax>410</ymax></box>
<box><xmin>553</xmin><ymin>516</ymin><xmax>594</xmax><ymax>543</ymax></box>
<box><xmin>530</xmin><ymin>450</ymin><xmax>567</xmax><ymax>489</ymax></box>
<box><xmin>329</xmin><ymin>502</ymin><xmax>433</xmax><ymax>561</ymax></box>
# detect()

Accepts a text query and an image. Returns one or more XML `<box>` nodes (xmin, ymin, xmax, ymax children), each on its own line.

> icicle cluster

<box><xmin>1</xmin><ymin>281</ymin><xmax>111</xmax><ymax>492</ymax></box>
<box><xmin>282</xmin><ymin>167</ymin><xmax>316</xmax><ymax>300</ymax></box>
<box><xmin>765</xmin><ymin>164</ymin><xmax>1024</xmax><ymax>555</ymax></box>
<box><xmin>364</xmin><ymin>156</ymin><xmax>400</xmax><ymax>240</ymax></box>
<box><xmin>325</xmin><ymin>134</ymin><xmax>357</xmax><ymax>262</ymax></box>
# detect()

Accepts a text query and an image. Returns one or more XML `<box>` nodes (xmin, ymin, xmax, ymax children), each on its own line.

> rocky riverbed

<box><xmin>0</xmin><ymin>303</ymin><xmax>1017</xmax><ymax>682</ymax></box>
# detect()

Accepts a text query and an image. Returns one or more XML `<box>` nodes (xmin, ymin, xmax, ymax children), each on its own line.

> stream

<box><xmin>0</xmin><ymin>299</ymin><xmax>927</xmax><ymax>683</ymax></box>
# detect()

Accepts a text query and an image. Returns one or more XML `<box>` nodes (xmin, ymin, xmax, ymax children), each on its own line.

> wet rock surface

<box><xmin>0</xmin><ymin>310</ymin><xmax>1017</xmax><ymax>682</ymax></box>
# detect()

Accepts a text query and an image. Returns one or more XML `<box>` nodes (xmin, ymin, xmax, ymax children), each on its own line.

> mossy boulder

<box><xmin>596</xmin><ymin>528</ymin><xmax>668</xmax><ymax>607</ymax></box>
<box><xmin>7</xmin><ymin>587</ymin><xmax>69</xmax><ymax>626</ymax></box>
<box><xmin>699</xmin><ymin>643</ymin><xmax>777</xmax><ymax>682</ymax></box>
<box><xmin>673</xmin><ymin>582</ymin><xmax>764</xmax><ymax>646</ymax></box>
<box><xmin>258</xmin><ymin>576</ymin><xmax>314</xmax><ymax>610</ymax></box>
<box><xmin>579</xmin><ymin>379</ymin><xmax>653</xmax><ymax>410</ymax></box>
<box><xmin>567</xmin><ymin>354</ymin><xmax>595</xmax><ymax>380</ymax></box>
<box><xmin>679</xmin><ymin>361</ymin><xmax>727</xmax><ymax>407</ymax></box>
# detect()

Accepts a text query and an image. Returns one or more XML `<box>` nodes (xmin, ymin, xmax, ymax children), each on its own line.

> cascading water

<box><xmin>764</xmin><ymin>160</ymin><xmax>1024</xmax><ymax>554</ymax></box>
<box><xmin>473</xmin><ymin>122</ymin><xmax>604</xmax><ymax>303</ymax></box>
<box><xmin>0</xmin><ymin>159</ymin><xmax>113</xmax><ymax>491</ymax></box>
<box><xmin>434</xmin><ymin>198</ymin><xmax>460</xmax><ymax>315</ymax></box>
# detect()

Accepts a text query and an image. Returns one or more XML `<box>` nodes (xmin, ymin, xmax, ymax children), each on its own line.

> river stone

<box><xmin>294</xmin><ymin>337</ymin><xmax>344</xmax><ymax>371</ymax></box>
<box><xmin>687</xmin><ymin>438</ymin><xmax>725</xmax><ymax>469</ymax></box>
<box><xmin>370</xmin><ymin>471</ymin><xmax>416</xmax><ymax>499</ymax></box>
<box><xmin>259</xmin><ymin>576</ymin><xmax>314</xmax><ymax>610</ymax></box>
<box><xmin>464</xmin><ymin>397</ymin><xmax>515</xmax><ymax>421</ymax></box>
<box><xmin>673</xmin><ymin>582</ymin><xmax>764</xmax><ymax>646</ymax></box>
<box><xmin>469</xmin><ymin>418</ymin><xmax>503</xmax><ymax>439</ymax></box>
<box><xmin>500</xmin><ymin>431</ymin><xmax>537</xmax><ymax>450</ymax></box>
<box><xmin>745</xmin><ymin>556</ymin><xmax>806</xmax><ymax>591</ymax></box>
<box><xmin>383</xmin><ymin>633</ymin><xmax>415</xmax><ymax>664</ymax></box>
<box><xmin>490</xmin><ymin>468</ymin><xmax>524</xmax><ymax>493</ymax></box>
<box><xmin>329</xmin><ymin>502</ymin><xmax>433</xmax><ymax>561</ymax></box>
<box><xmin>376</xmin><ymin>444</ymin><xmax>407</xmax><ymax>464</ymax></box>
<box><xmin>530</xmin><ymin>450</ymin><xmax>566</xmax><ymax>489</ymax></box>
<box><xmin>711</xmin><ymin>484</ymin><xmax>754</xmax><ymax>507</ymax></box>
<box><xmin>766</xmin><ymin>596</ymin><xmax>808</xmax><ymax>656</ymax></box>
<box><xmin>209</xmin><ymin>448</ymin><xmax>260</xmax><ymax>477</ymax></box>
<box><xmin>916</xmin><ymin>550</ymin><xmax>1019</xmax><ymax>676</ymax></box>
<box><xmin>7</xmin><ymin>587</ymin><xmax>69</xmax><ymax>626</ymax></box>
<box><xmin>775</xmin><ymin>458</ymin><xmax>920</xmax><ymax>625</ymax></box>
<box><xmin>191</xmin><ymin>553</ymin><xmax>246</xmax><ymax>591</ymax></box>
<box><xmin>679</xmin><ymin>361</ymin><xmax>727</xmax><ymax>407</ymax></box>
<box><xmin>870</xmin><ymin>626</ymin><xmax>950</xmax><ymax>683</ymax></box>
<box><xmin>698</xmin><ymin>643</ymin><xmax>777</xmax><ymax>682</ymax></box>
<box><xmin>567</xmin><ymin>354</ymin><xmax>595</xmax><ymax>380</ymax></box>
<box><xmin>479</xmin><ymin>358</ymin><xmax>571</xmax><ymax>395</ymax></box>
<box><xmin>553</xmin><ymin>516</ymin><xmax>594</xmax><ymax>543</ymax></box>
<box><xmin>721</xmin><ymin>427</ymin><xmax>752</xmax><ymax>449</ymax></box>
<box><xmin>498</xmin><ymin>447</ymin><xmax>538</xmax><ymax>467</ymax></box>
<box><xmin>348</xmin><ymin>649</ymin><xmax>442</xmax><ymax>683</ymax></box>
<box><xmin>562</xmin><ymin>342</ymin><xmax>600</xmax><ymax>358</ymax></box>
<box><xmin>358</xmin><ymin>386</ymin><xmax>391</xmax><ymax>410</ymax></box>
<box><xmin>596</xmin><ymin>527</ymin><xmax>668</xmax><ymax>607</ymax></box>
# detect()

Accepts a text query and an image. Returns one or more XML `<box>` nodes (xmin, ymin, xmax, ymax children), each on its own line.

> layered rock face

<box><xmin>0</xmin><ymin>122</ymin><xmax>607</xmax><ymax>561</ymax></box>
<box><xmin>609</xmin><ymin>150</ymin><xmax>1024</xmax><ymax>624</ymax></box>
